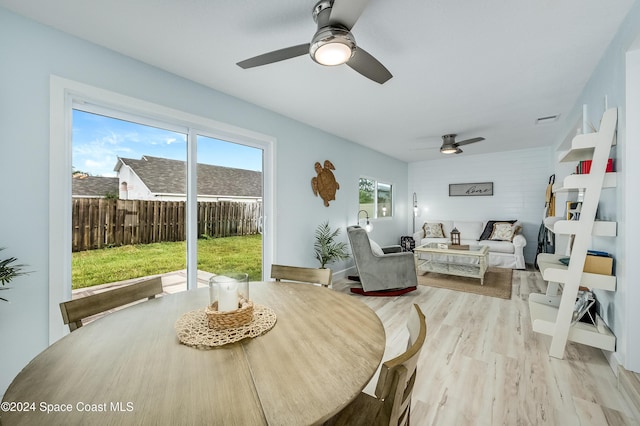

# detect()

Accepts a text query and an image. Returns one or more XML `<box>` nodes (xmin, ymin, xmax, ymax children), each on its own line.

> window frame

<box><xmin>49</xmin><ymin>76</ymin><xmax>276</xmax><ymax>343</ymax></box>
<box><xmin>358</xmin><ymin>176</ymin><xmax>394</xmax><ymax>220</ymax></box>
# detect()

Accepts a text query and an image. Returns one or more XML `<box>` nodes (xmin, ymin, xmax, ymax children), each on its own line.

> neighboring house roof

<box><xmin>115</xmin><ymin>155</ymin><xmax>262</xmax><ymax>198</ymax></box>
<box><xmin>72</xmin><ymin>175</ymin><xmax>119</xmax><ymax>197</ymax></box>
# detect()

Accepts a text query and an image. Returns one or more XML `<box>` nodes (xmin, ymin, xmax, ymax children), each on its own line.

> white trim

<box><xmin>624</xmin><ymin>47</ymin><xmax>640</xmax><ymax>372</ymax></box>
<box><xmin>49</xmin><ymin>75</ymin><xmax>276</xmax><ymax>343</ymax></box>
<box><xmin>49</xmin><ymin>77</ymin><xmax>74</xmax><ymax>344</ymax></box>
<box><xmin>187</xmin><ymin>128</ymin><xmax>198</xmax><ymax>291</ymax></box>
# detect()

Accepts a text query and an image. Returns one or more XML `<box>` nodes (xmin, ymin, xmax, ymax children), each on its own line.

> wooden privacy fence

<box><xmin>72</xmin><ymin>199</ymin><xmax>262</xmax><ymax>252</ymax></box>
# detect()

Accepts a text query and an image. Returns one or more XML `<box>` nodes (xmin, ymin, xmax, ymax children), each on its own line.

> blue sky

<box><xmin>72</xmin><ymin>109</ymin><xmax>263</xmax><ymax>177</ymax></box>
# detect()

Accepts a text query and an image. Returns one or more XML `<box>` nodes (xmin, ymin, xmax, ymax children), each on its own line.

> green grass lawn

<box><xmin>72</xmin><ymin>235</ymin><xmax>262</xmax><ymax>289</ymax></box>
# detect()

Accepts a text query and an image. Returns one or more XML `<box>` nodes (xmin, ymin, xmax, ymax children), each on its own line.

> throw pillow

<box><xmin>369</xmin><ymin>240</ymin><xmax>385</xmax><ymax>256</ymax></box>
<box><xmin>479</xmin><ymin>220</ymin><xmax>517</xmax><ymax>241</ymax></box>
<box><xmin>423</xmin><ymin>222</ymin><xmax>445</xmax><ymax>238</ymax></box>
<box><xmin>489</xmin><ymin>223</ymin><xmax>517</xmax><ymax>241</ymax></box>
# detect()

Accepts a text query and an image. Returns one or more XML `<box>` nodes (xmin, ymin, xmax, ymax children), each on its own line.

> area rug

<box><xmin>417</xmin><ymin>267</ymin><xmax>513</xmax><ymax>299</ymax></box>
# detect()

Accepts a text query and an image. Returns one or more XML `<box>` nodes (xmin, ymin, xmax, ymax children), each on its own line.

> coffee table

<box><xmin>414</xmin><ymin>243</ymin><xmax>490</xmax><ymax>285</ymax></box>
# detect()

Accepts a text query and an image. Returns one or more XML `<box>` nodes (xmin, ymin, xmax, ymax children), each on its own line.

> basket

<box><xmin>205</xmin><ymin>298</ymin><xmax>254</xmax><ymax>330</ymax></box>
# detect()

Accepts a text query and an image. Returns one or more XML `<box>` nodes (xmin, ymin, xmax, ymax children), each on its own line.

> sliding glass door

<box><xmin>70</xmin><ymin>107</ymin><xmax>267</xmax><ymax>298</ymax></box>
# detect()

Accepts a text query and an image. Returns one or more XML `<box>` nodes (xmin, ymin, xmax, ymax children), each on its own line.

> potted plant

<box><xmin>313</xmin><ymin>221</ymin><xmax>350</xmax><ymax>269</ymax></box>
<box><xmin>1</xmin><ymin>248</ymin><xmax>29</xmax><ymax>302</ymax></box>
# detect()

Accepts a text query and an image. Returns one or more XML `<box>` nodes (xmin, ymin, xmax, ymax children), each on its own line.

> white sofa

<box><xmin>412</xmin><ymin>220</ymin><xmax>526</xmax><ymax>269</ymax></box>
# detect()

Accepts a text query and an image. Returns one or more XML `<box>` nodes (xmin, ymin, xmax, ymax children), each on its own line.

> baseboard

<box><xmin>604</xmin><ymin>349</ymin><xmax>621</xmax><ymax>376</ymax></box>
<box><xmin>618</xmin><ymin>365</ymin><xmax>640</xmax><ymax>420</ymax></box>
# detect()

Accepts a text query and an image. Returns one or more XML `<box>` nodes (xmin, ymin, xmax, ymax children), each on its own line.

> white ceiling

<box><xmin>1</xmin><ymin>0</ymin><xmax>635</xmax><ymax>162</ymax></box>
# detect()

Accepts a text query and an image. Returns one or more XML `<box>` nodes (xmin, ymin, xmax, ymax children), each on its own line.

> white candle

<box><xmin>582</xmin><ymin>104</ymin><xmax>588</xmax><ymax>134</ymax></box>
<box><xmin>218</xmin><ymin>281</ymin><xmax>239</xmax><ymax>312</ymax></box>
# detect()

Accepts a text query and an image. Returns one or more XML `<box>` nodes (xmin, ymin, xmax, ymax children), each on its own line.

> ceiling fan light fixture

<box><xmin>310</xmin><ymin>27</ymin><xmax>355</xmax><ymax>66</ymax></box>
<box><xmin>440</xmin><ymin>145</ymin><xmax>458</xmax><ymax>154</ymax></box>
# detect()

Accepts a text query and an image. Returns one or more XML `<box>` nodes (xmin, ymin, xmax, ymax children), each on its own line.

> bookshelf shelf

<box><xmin>553</xmin><ymin>172</ymin><xmax>617</xmax><ymax>192</ymax></box>
<box><xmin>558</xmin><ymin>130</ymin><xmax>616</xmax><ymax>162</ymax></box>
<box><xmin>536</xmin><ymin>253</ymin><xmax>616</xmax><ymax>291</ymax></box>
<box><xmin>528</xmin><ymin>299</ymin><xmax>615</xmax><ymax>351</ymax></box>
<box><xmin>552</xmin><ymin>220</ymin><xmax>617</xmax><ymax>237</ymax></box>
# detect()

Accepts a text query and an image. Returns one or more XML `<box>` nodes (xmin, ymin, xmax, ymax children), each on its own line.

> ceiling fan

<box><xmin>438</xmin><ymin>134</ymin><xmax>485</xmax><ymax>154</ymax></box>
<box><xmin>236</xmin><ymin>0</ymin><xmax>392</xmax><ymax>84</ymax></box>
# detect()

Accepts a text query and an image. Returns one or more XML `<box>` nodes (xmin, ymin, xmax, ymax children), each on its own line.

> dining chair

<box><xmin>59</xmin><ymin>276</ymin><xmax>164</xmax><ymax>332</ymax></box>
<box><xmin>323</xmin><ymin>303</ymin><xmax>427</xmax><ymax>426</ymax></box>
<box><xmin>270</xmin><ymin>264</ymin><xmax>332</xmax><ymax>287</ymax></box>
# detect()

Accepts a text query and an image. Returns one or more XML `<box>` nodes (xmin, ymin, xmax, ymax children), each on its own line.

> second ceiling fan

<box><xmin>439</xmin><ymin>134</ymin><xmax>485</xmax><ymax>154</ymax></box>
<box><xmin>236</xmin><ymin>0</ymin><xmax>392</xmax><ymax>84</ymax></box>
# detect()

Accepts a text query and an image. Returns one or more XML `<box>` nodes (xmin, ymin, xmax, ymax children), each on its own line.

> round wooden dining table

<box><xmin>1</xmin><ymin>281</ymin><xmax>385</xmax><ymax>425</ymax></box>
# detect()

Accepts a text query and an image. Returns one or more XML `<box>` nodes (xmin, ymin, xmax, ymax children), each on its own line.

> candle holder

<box><xmin>450</xmin><ymin>227</ymin><xmax>461</xmax><ymax>245</ymax></box>
<box><xmin>206</xmin><ymin>273</ymin><xmax>253</xmax><ymax>330</ymax></box>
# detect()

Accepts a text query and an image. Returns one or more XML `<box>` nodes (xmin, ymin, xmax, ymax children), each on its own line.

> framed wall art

<box><xmin>449</xmin><ymin>182</ymin><xmax>493</xmax><ymax>197</ymax></box>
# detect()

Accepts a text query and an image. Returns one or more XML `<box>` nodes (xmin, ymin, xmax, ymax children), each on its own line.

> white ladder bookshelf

<box><xmin>529</xmin><ymin>108</ymin><xmax>618</xmax><ymax>359</ymax></box>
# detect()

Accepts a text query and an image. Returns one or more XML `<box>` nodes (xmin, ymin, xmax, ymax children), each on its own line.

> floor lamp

<box><xmin>412</xmin><ymin>193</ymin><xmax>418</xmax><ymax>233</ymax></box>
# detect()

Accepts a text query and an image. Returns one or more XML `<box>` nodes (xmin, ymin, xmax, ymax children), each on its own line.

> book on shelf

<box><xmin>587</xmin><ymin>250</ymin><xmax>611</xmax><ymax>257</ymax></box>
<box><xmin>576</xmin><ymin>158</ymin><xmax>613</xmax><ymax>174</ymax></box>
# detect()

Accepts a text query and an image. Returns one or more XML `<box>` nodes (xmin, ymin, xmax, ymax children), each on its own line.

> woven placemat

<box><xmin>175</xmin><ymin>304</ymin><xmax>277</xmax><ymax>349</ymax></box>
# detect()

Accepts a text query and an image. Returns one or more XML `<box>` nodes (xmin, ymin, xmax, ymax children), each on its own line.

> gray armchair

<box><xmin>347</xmin><ymin>226</ymin><xmax>417</xmax><ymax>295</ymax></box>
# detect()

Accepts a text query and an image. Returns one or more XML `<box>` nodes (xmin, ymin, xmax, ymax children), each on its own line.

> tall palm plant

<box><xmin>314</xmin><ymin>221</ymin><xmax>350</xmax><ymax>269</ymax></box>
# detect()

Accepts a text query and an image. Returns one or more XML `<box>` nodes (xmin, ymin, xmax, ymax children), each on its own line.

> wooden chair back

<box><xmin>59</xmin><ymin>277</ymin><xmax>164</xmax><ymax>332</ymax></box>
<box><xmin>374</xmin><ymin>303</ymin><xmax>427</xmax><ymax>426</ymax></box>
<box><xmin>270</xmin><ymin>264</ymin><xmax>332</xmax><ymax>287</ymax></box>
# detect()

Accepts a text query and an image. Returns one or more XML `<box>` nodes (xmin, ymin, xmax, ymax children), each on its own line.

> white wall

<box><xmin>0</xmin><ymin>8</ymin><xmax>408</xmax><ymax>395</ymax></box>
<box><xmin>409</xmin><ymin>147</ymin><xmax>553</xmax><ymax>264</ymax></box>
<box><xmin>550</xmin><ymin>1</ymin><xmax>640</xmax><ymax>372</ymax></box>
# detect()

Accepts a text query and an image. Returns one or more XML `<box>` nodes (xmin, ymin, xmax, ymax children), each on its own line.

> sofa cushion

<box><xmin>420</xmin><ymin>238</ymin><xmax>481</xmax><ymax>247</ymax></box>
<box><xmin>420</xmin><ymin>237</ymin><xmax>448</xmax><ymax>245</ymax></box>
<box><xmin>423</xmin><ymin>222</ymin><xmax>445</xmax><ymax>238</ymax></box>
<box><xmin>489</xmin><ymin>223</ymin><xmax>518</xmax><ymax>241</ymax></box>
<box><xmin>452</xmin><ymin>221</ymin><xmax>484</xmax><ymax>241</ymax></box>
<box><xmin>479</xmin><ymin>239</ymin><xmax>515</xmax><ymax>254</ymax></box>
<box><xmin>479</xmin><ymin>220</ymin><xmax>517</xmax><ymax>240</ymax></box>
<box><xmin>423</xmin><ymin>221</ymin><xmax>454</xmax><ymax>238</ymax></box>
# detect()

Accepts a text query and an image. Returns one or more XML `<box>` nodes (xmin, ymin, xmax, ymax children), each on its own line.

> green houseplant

<box><xmin>1</xmin><ymin>248</ymin><xmax>29</xmax><ymax>302</ymax></box>
<box><xmin>314</xmin><ymin>221</ymin><xmax>350</xmax><ymax>269</ymax></box>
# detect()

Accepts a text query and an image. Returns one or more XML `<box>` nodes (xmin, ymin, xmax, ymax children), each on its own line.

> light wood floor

<box><xmin>332</xmin><ymin>268</ymin><xmax>639</xmax><ymax>426</ymax></box>
<box><xmin>75</xmin><ymin>269</ymin><xmax>639</xmax><ymax>424</ymax></box>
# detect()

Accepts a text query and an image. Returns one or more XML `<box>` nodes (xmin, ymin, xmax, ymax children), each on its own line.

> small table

<box><xmin>414</xmin><ymin>243</ymin><xmax>489</xmax><ymax>285</ymax></box>
<box><xmin>1</xmin><ymin>282</ymin><xmax>385</xmax><ymax>425</ymax></box>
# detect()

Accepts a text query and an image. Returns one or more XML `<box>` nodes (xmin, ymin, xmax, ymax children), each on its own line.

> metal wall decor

<box><xmin>449</xmin><ymin>182</ymin><xmax>493</xmax><ymax>197</ymax></box>
<box><xmin>311</xmin><ymin>160</ymin><xmax>340</xmax><ymax>206</ymax></box>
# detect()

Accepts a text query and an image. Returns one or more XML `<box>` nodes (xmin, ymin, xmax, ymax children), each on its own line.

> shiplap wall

<box><xmin>408</xmin><ymin>147</ymin><xmax>553</xmax><ymax>264</ymax></box>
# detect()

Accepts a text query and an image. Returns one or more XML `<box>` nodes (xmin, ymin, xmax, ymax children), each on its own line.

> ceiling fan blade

<box><xmin>455</xmin><ymin>137</ymin><xmax>485</xmax><ymax>147</ymax></box>
<box><xmin>329</xmin><ymin>0</ymin><xmax>371</xmax><ymax>30</ymax></box>
<box><xmin>237</xmin><ymin>43</ymin><xmax>310</xmax><ymax>69</ymax></box>
<box><xmin>455</xmin><ymin>148</ymin><xmax>463</xmax><ymax>154</ymax></box>
<box><xmin>346</xmin><ymin>47</ymin><xmax>392</xmax><ymax>84</ymax></box>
